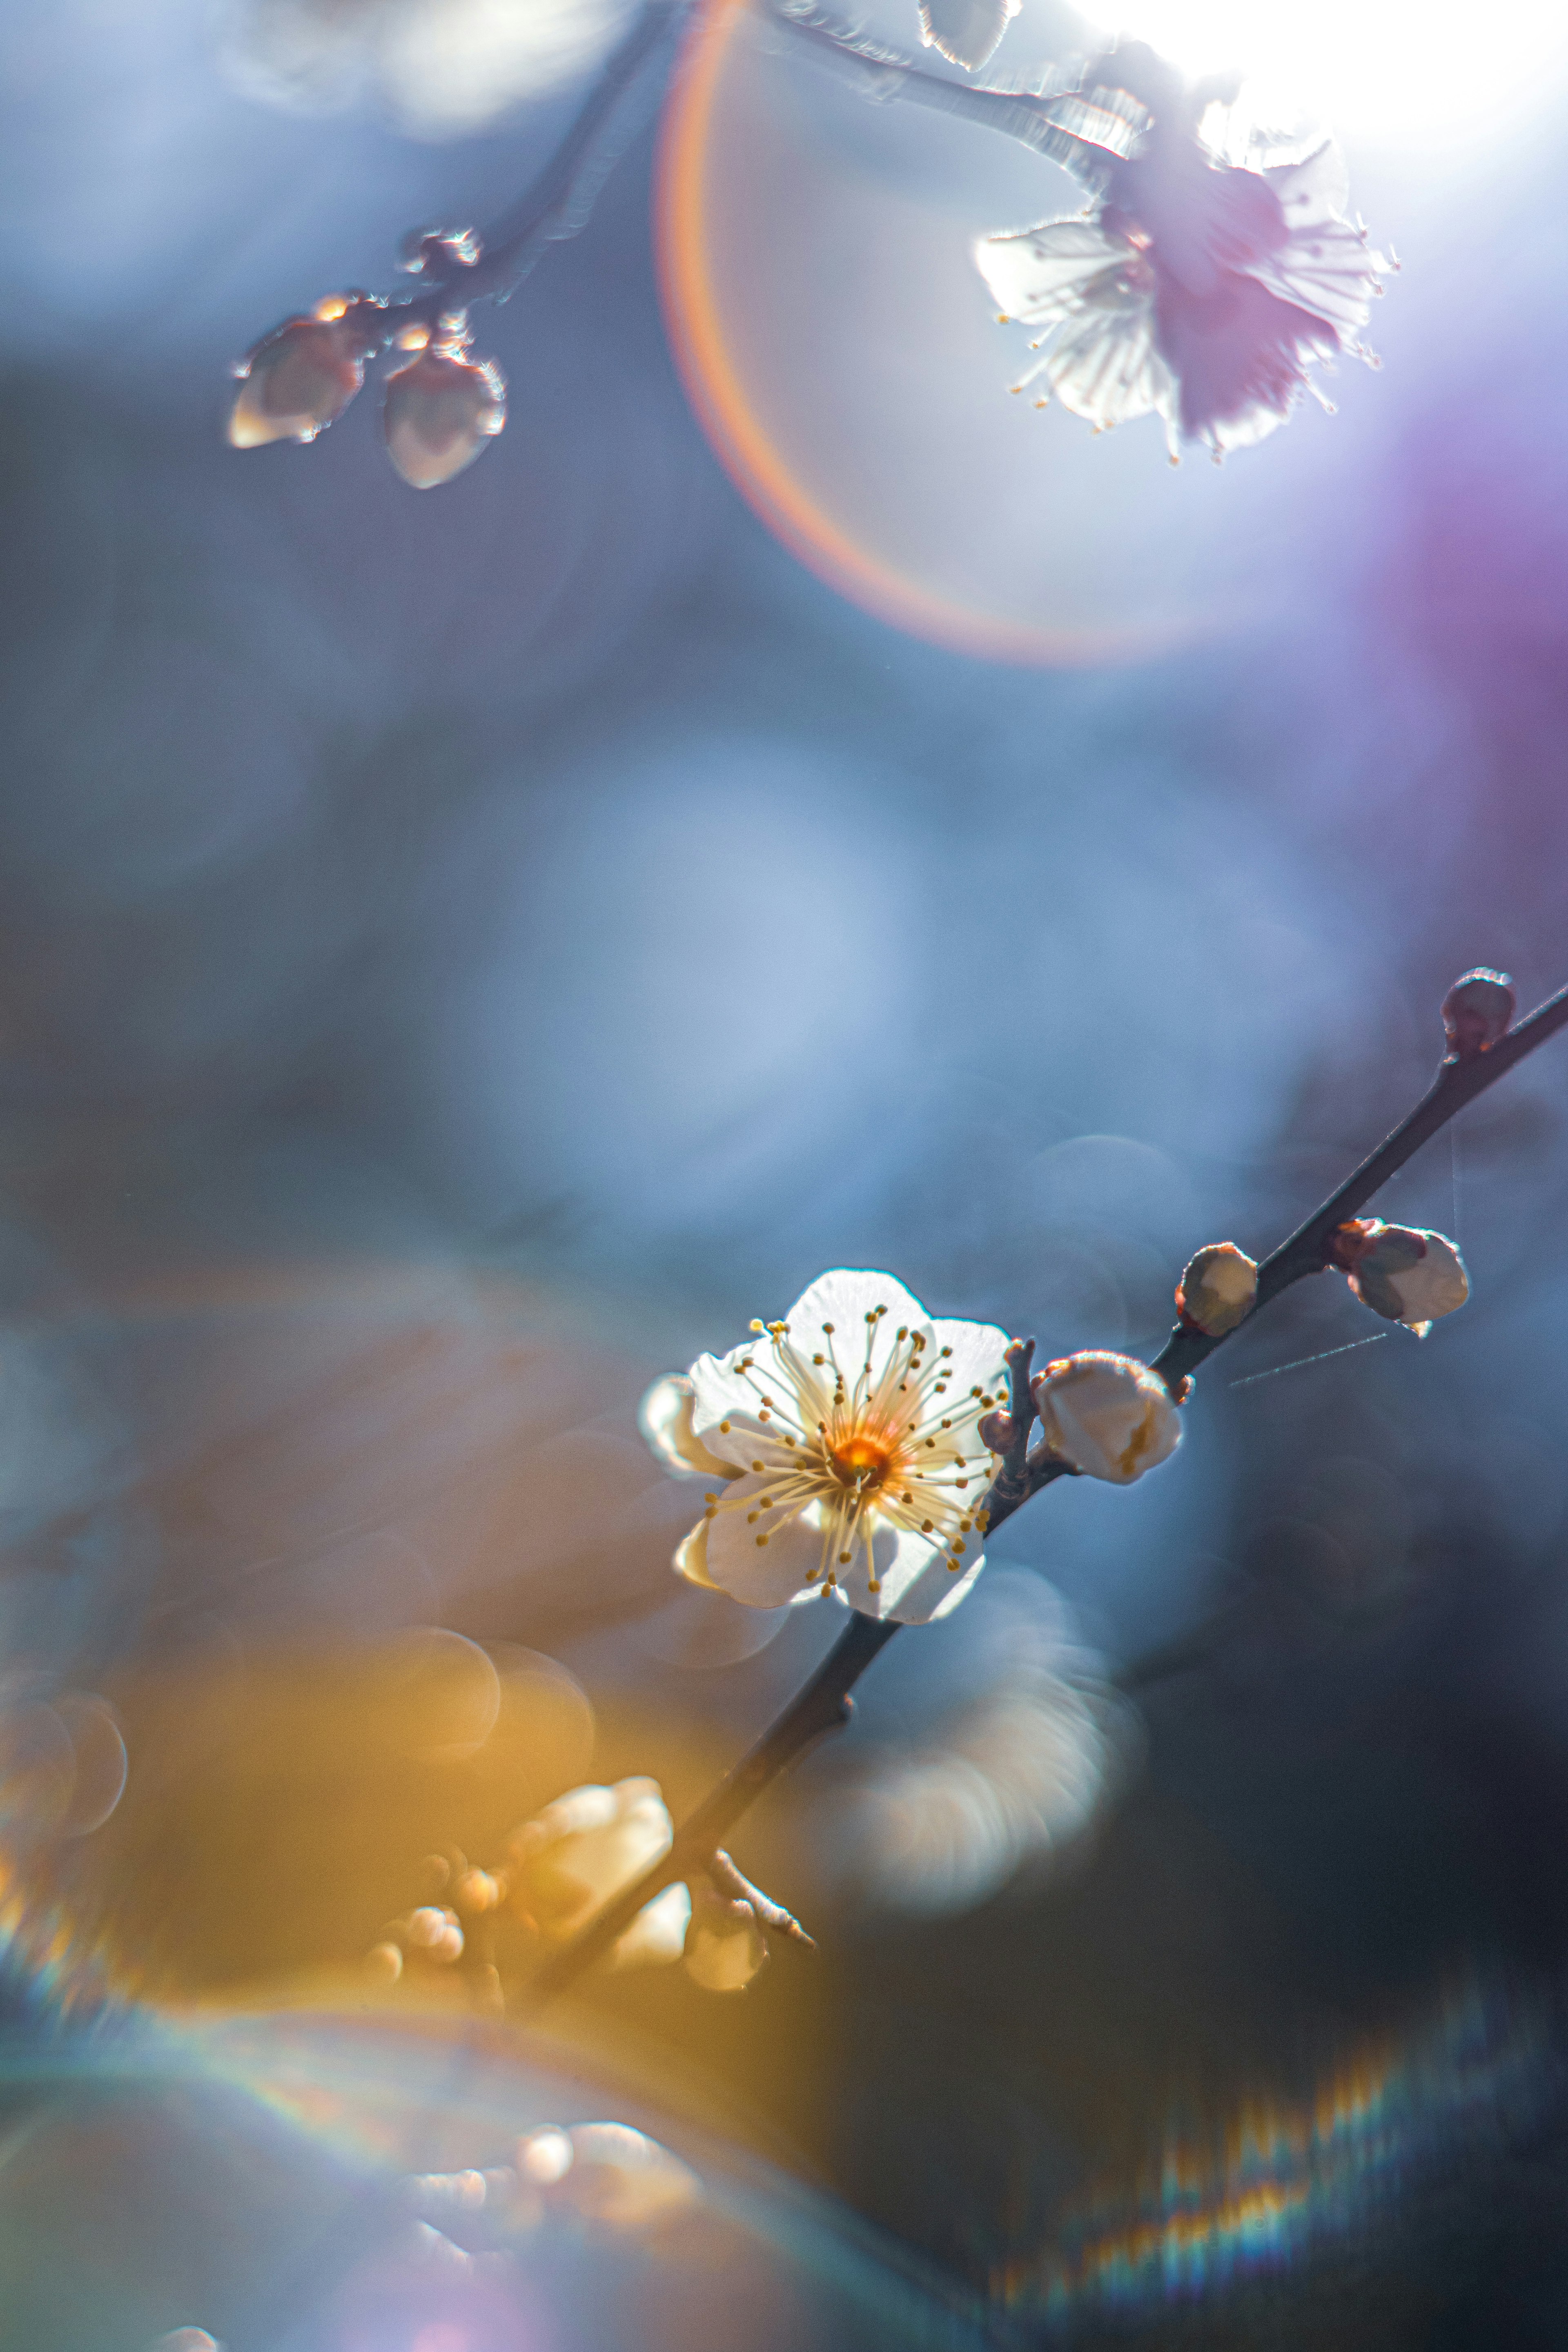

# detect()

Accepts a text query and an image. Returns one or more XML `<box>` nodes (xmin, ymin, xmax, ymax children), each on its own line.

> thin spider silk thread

<box><xmin>1228</xmin><ymin>1333</ymin><xmax>1390</xmax><ymax>1389</ymax></box>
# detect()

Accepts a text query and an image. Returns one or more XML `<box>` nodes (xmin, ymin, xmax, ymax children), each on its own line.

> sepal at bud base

<box><xmin>1443</xmin><ymin>969</ymin><xmax>1514</xmax><ymax>1059</ymax></box>
<box><xmin>1032</xmin><ymin>1351</ymin><xmax>1182</xmax><ymax>1484</ymax></box>
<box><xmin>228</xmin><ymin>296</ymin><xmax>385</xmax><ymax>447</ymax></box>
<box><xmin>1175</xmin><ymin>1242</ymin><xmax>1258</xmax><ymax>1337</ymax></box>
<box><xmin>1331</xmin><ymin>1219</ymin><xmax>1469</xmax><ymax>1336</ymax></box>
<box><xmin>383</xmin><ymin>340</ymin><xmax>506</xmax><ymax>488</ymax></box>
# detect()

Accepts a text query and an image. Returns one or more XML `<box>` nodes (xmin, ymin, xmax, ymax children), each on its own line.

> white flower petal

<box><xmin>673</xmin><ymin>1520</ymin><xmax>723</xmax><ymax>1590</ymax></box>
<box><xmin>921</xmin><ymin>1316</ymin><xmax>1012</xmax><ymax>1409</ymax></box>
<box><xmin>782</xmin><ymin>1267</ymin><xmax>933</xmax><ymax>1391</ymax></box>
<box><xmin>975</xmin><ymin>217</ymin><xmax>1129</xmax><ymax>327</ymax></box>
<box><xmin>639</xmin><ymin>1374</ymin><xmax>737</xmax><ymax>1480</ymax></box>
<box><xmin>610</xmin><ymin>1879</ymin><xmax>691</xmax><ymax>1971</ymax></box>
<box><xmin>1047</xmin><ymin>301</ymin><xmax>1175</xmax><ymax>433</ymax></box>
<box><xmin>704</xmin><ymin>1477</ymin><xmax>829</xmax><ymax>1608</ymax></box>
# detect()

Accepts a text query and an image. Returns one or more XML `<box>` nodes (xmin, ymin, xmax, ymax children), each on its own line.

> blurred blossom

<box><xmin>151</xmin><ymin>2334</ymin><xmax>223</xmax><ymax>2352</ymax></box>
<box><xmin>504</xmin><ymin>1775</ymin><xmax>677</xmax><ymax>1954</ymax></box>
<box><xmin>979</xmin><ymin>59</ymin><xmax>1390</xmax><ymax>457</ymax></box>
<box><xmin>656</xmin><ymin>1269</ymin><xmax>1008</xmax><ymax>1619</ymax></box>
<box><xmin>539</xmin><ymin>2121</ymin><xmax>702</xmax><ymax>2226</ymax></box>
<box><xmin>220</xmin><ymin>0</ymin><xmax>637</xmax><ymax>134</ymax></box>
<box><xmin>824</xmin><ymin>1579</ymin><xmax>1132</xmax><ymax>1914</ymax></box>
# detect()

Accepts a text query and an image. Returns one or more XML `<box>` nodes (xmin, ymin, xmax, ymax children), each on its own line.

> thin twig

<box><xmin>528</xmin><ymin>979</ymin><xmax>1568</xmax><ymax>2009</ymax></box>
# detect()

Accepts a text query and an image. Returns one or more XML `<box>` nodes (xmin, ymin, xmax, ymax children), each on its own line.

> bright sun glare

<box><xmin>1095</xmin><ymin>0</ymin><xmax>1568</xmax><ymax>142</ymax></box>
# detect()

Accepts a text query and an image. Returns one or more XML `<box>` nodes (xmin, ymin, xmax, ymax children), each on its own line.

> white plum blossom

<box><xmin>1032</xmin><ymin>1350</ymin><xmax>1182</xmax><ymax>1484</ymax></box>
<box><xmin>1334</xmin><ymin>1221</ymin><xmax>1469</xmax><ymax>1338</ymax></box>
<box><xmin>976</xmin><ymin>45</ymin><xmax>1391</xmax><ymax>458</ymax></box>
<box><xmin>650</xmin><ymin>1270</ymin><xmax>1011</xmax><ymax>1621</ymax></box>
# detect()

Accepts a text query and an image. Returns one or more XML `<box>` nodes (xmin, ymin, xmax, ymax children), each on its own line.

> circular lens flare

<box><xmin>656</xmin><ymin>0</ymin><xmax>1200</xmax><ymax>666</ymax></box>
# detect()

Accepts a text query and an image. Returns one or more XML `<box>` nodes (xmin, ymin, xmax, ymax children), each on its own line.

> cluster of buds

<box><xmin>367</xmin><ymin>1775</ymin><xmax>808</xmax><ymax>2002</ymax></box>
<box><xmin>228</xmin><ymin>230</ymin><xmax>506</xmax><ymax>488</ymax></box>
<box><xmin>1330</xmin><ymin>1219</ymin><xmax>1469</xmax><ymax>1337</ymax></box>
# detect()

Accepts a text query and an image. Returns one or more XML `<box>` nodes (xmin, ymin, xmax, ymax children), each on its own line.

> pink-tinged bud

<box><xmin>976</xmin><ymin>1407</ymin><xmax>1017</xmax><ymax>1454</ymax></box>
<box><xmin>1032</xmin><ymin>1351</ymin><xmax>1182</xmax><ymax>1484</ymax></box>
<box><xmin>1331</xmin><ymin>1219</ymin><xmax>1468</xmax><ymax>1336</ymax></box>
<box><xmin>1175</xmin><ymin>1242</ymin><xmax>1258</xmax><ymax>1337</ymax></box>
<box><xmin>228</xmin><ymin>296</ymin><xmax>384</xmax><ymax>448</ymax></box>
<box><xmin>383</xmin><ymin>347</ymin><xmax>506</xmax><ymax>488</ymax></box>
<box><xmin>1442</xmin><ymin>969</ymin><xmax>1514</xmax><ymax>1058</ymax></box>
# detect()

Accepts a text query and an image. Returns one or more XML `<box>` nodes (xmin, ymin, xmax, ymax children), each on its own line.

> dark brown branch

<box><xmin>526</xmin><ymin>973</ymin><xmax>1568</xmax><ymax>2007</ymax></box>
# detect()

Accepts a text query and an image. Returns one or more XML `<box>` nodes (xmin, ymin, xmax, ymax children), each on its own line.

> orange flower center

<box><xmin>830</xmin><ymin>1430</ymin><xmax>895</xmax><ymax>1490</ymax></box>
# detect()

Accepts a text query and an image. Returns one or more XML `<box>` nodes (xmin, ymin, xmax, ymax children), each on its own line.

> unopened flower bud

<box><xmin>383</xmin><ymin>345</ymin><xmax>506</xmax><ymax>488</ymax></box>
<box><xmin>228</xmin><ymin>297</ymin><xmax>383</xmax><ymax>448</ymax></box>
<box><xmin>684</xmin><ymin>1884</ymin><xmax>768</xmax><ymax>1993</ymax></box>
<box><xmin>1175</xmin><ymin>1241</ymin><xmax>1258</xmax><ymax>1337</ymax></box>
<box><xmin>976</xmin><ymin>1406</ymin><xmax>1018</xmax><ymax>1453</ymax></box>
<box><xmin>365</xmin><ymin>1939</ymin><xmax>403</xmax><ymax>1982</ymax></box>
<box><xmin>1330</xmin><ymin>1219</ymin><xmax>1468</xmax><ymax>1336</ymax></box>
<box><xmin>1442</xmin><ymin>969</ymin><xmax>1514</xmax><ymax>1058</ymax></box>
<box><xmin>609</xmin><ymin>1880</ymin><xmax>692</xmax><ymax>1971</ymax></box>
<box><xmin>1032</xmin><ymin>1351</ymin><xmax>1182</xmax><ymax>1484</ymax></box>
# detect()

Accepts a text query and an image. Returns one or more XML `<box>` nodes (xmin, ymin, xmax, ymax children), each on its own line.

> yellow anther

<box><xmin>868</xmin><ymin>1577</ymin><xmax>882</xmax><ymax>1594</ymax></box>
<box><xmin>720</xmin><ymin>1419</ymin><xmax>731</xmax><ymax>1432</ymax></box>
<box><xmin>750</xmin><ymin>1319</ymin><xmax>764</xmax><ymax>1332</ymax></box>
<box><xmin>960</xmin><ymin>1518</ymin><xmax>972</xmax><ymax>1532</ymax></box>
<box><xmin>813</xmin><ymin>1353</ymin><xmax>825</xmax><ymax>1365</ymax></box>
<box><xmin>839</xmin><ymin>1550</ymin><xmax>851</xmax><ymax>1564</ymax></box>
<box><xmin>947</xmin><ymin>1558</ymin><xmax>962</xmax><ymax>1571</ymax></box>
<box><xmin>956</xmin><ymin>1479</ymin><xmax>968</xmax><ymax>1490</ymax></box>
<box><xmin>997</xmin><ymin>310</ymin><xmax>1011</xmax><ymax>323</ymax></box>
<box><xmin>922</xmin><ymin>1519</ymin><xmax>934</xmax><ymax>1533</ymax></box>
<box><xmin>759</xmin><ymin>1409</ymin><xmax>771</xmax><ymax>1421</ymax></box>
<box><xmin>822</xmin><ymin>1322</ymin><xmax>835</xmax><ymax>1334</ymax></box>
<box><xmin>704</xmin><ymin>1492</ymin><xmax>719</xmax><ymax>1503</ymax></box>
<box><xmin>902</xmin><ymin>1491</ymin><xmax>913</xmax><ymax>1503</ymax></box>
<box><xmin>925</xmin><ymin>1439</ymin><xmax>936</xmax><ymax>1450</ymax></box>
<box><xmin>747</xmin><ymin>1510</ymin><xmax>759</xmax><ymax>1523</ymax></box>
<box><xmin>805</xmin><ymin>1568</ymin><xmax>818</xmax><ymax>1582</ymax></box>
<box><xmin>784</xmin><ymin>1435</ymin><xmax>796</xmax><ymax>1448</ymax></box>
<box><xmin>941</xmin><ymin>1418</ymin><xmax>951</xmax><ymax>1429</ymax></box>
<box><xmin>756</xmin><ymin>1534</ymin><xmax>769</xmax><ymax>1546</ymax></box>
<box><xmin>752</xmin><ymin>1460</ymin><xmax>765</xmax><ymax>1471</ymax></box>
<box><xmin>704</xmin><ymin>1506</ymin><xmax>717</xmax><ymax>1519</ymax></box>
